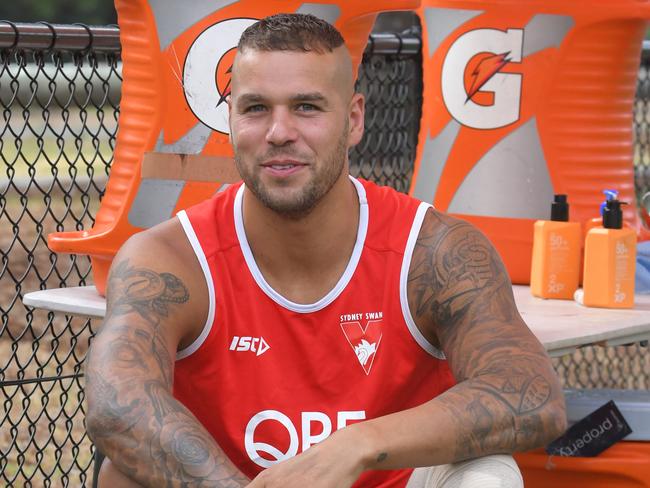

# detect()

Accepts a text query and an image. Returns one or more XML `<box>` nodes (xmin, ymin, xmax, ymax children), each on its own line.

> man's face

<box><xmin>228</xmin><ymin>47</ymin><xmax>364</xmax><ymax>218</ymax></box>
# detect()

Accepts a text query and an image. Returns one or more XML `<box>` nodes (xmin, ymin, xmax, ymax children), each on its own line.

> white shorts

<box><xmin>406</xmin><ymin>455</ymin><xmax>523</xmax><ymax>488</ymax></box>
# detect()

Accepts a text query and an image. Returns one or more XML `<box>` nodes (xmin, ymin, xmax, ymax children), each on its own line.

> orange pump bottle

<box><xmin>583</xmin><ymin>190</ymin><xmax>618</xmax><ymax>239</ymax></box>
<box><xmin>583</xmin><ymin>197</ymin><xmax>637</xmax><ymax>308</ymax></box>
<box><xmin>531</xmin><ymin>195</ymin><xmax>581</xmax><ymax>299</ymax></box>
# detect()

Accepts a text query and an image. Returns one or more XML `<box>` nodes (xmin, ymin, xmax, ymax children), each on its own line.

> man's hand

<box><xmin>246</xmin><ymin>429</ymin><xmax>366</xmax><ymax>488</ymax></box>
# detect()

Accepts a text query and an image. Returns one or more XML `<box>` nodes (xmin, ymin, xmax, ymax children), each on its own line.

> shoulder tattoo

<box><xmin>105</xmin><ymin>258</ymin><xmax>190</xmax><ymax>325</ymax></box>
<box><xmin>408</xmin><ymin>211</ymin><xmax>512</xmax><ymax>331</ymax></box>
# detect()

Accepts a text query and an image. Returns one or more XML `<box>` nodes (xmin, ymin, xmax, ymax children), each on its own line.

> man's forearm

<box><xmin>346</xmin><ymin>367</ymin><xmax>565</xmax><ymax>473</ymax></box>
<box><xmin>242</xmin><ymin>356</ymin><xmax>565</xmax><ymax>487</ymax></box>
<box><xmin>86</xmin><ymin>344</ymin><xmax>249</xmax><ymax>487</ymax></box>
<box><xmin>340</xmin><ymin>319</ymin><xmax>567</xmax><ymax>473</ymax></box>
<box><xmin>87</xmin><ymin>374</ymin><xmax>248</xmax><ymax>486</ymax></box>
<box><xmin>362</xmin><ymin>211</ymin><xmax>566</xmax><ymax>470</ymax></box>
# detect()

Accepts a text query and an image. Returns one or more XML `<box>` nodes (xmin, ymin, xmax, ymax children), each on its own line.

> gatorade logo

<box><xmin>442</xmin><ymin>28</ymin><xmax>523</xmax><ymax>130</ymax></box>
<box><xmin>183</xmin><ymin>18</ymin><xmax>258</xmax><ymax>134</ymax></box>
<box><xmin>244</xmin><ymin>410</ymin><xmax>366</xmax><ymax>468</ymax></box>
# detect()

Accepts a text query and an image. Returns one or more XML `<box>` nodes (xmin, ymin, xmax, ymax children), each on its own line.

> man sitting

<box><xmin>86</xmin><ymin>13</ymin><xmax>566</xmax><ymax>487</ymax></box>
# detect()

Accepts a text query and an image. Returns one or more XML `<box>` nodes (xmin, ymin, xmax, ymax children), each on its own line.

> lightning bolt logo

<box><xmin>466</xmin><ymin>52</ymin><xmax>511</xmax><ymax>103</ymax></box>
<box><xmin>215</xmin><ymin>46</ymin><xmax>238</xmax><ymax>109</ymax></box>
<box><xmin>217</xmin><ymin>64</ymin><xmax>232</xmax><ymax>108</ymax></box>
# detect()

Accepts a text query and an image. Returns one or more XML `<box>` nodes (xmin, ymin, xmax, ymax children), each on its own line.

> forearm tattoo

<box><xmin>86</xmin><ymin>259</ymin><xmax>248</xmax><ymax>487</ymax></box>
<box><xmin>408</xmin><ymin>211</ymin><xmax>564</xmax><ymax>459</ymax></box>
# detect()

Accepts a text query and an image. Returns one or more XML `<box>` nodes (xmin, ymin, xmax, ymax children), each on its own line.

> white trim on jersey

<box><xmin>399</xmin><ymin>202</ymin><xmax>446</xmax><ymax>359</ymax></box>
<box><xmin>234</xmin><ymin>176</ymin><xmax>369</xmax><ymax>314</ymax></box>
<box><xmin>175</xmin><ymin>210</ymin><xmax>217</xmax><ymax>360</ymax></box>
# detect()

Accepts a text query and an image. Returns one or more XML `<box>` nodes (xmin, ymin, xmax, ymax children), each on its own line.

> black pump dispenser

<box><xmin>602</xmin><ymin>197</ymin><xmax>626</xmax><ymax>229</ymax></box>
<box><xmin>551</xmin><ymin>194</ymin><xmax>569</xmax><ymax>222</ymax></box>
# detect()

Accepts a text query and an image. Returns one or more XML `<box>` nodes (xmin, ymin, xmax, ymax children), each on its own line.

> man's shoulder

<box><xmin>107</xmin><ymin>216</ymin><xmax>209</xmax><ymax>337</ymax></box>
<box><xmin>122</xmin><ymin>216</ymin><xmax>187</xmax><ymax>259</ymax></box>
<box><xmin>417</xmin><ymin>208</ymin><xmax>487</xmax><ymax>244</ymax></box>
<box><xmin>113</xmin><ymin>217</ymin><xmax>204</xmax><ymax>291</ymax></box>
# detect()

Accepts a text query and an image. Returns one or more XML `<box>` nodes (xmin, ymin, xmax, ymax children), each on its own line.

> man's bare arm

<box><xmin>343</xmin><ymin>211</ymin><xmax>567</xmax><ymax>471</ymax></box>
<box><xmin>85</xmin><ymin>236</ymin><xmax>249</xmax><ymax>487</ymax></box>
<box><xmin>244</xmin><ymin>210</ymin><xmax>566</xmax><ymax>487</ymax></box>
<box><xmin>405</xmin><ymin>210</ymin><xmax>567</xmax><ymax>460</ymax></box>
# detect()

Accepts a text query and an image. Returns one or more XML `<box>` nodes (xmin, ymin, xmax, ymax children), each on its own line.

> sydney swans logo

<box><xmin>340</xmin><ymin>317</ymin><xmax>383</xmax><ymax>375</ymax></box>
<box><xmin>183</xmin><ymin>18</ymin><xmax>257</xmax><ymax>134</ymax></box>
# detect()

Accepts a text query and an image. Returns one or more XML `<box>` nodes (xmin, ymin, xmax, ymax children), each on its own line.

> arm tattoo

<box><xmin>87</xmin><ymin>259</ymin><xmax>248</xmax><ymax>487</ymax></box>
<box><xmin>408</xmin><ymin>215</ymin><xmax>513</xmax><ymax>332</ymax></box>
<box><xmin>408</xmin><ymin>211</ymin><xmax>564</xmax><ymax>459</ymax></box>
<box><xmin>104</xmin><ymin>258</ymin><xmax>190</xmax><ymax>326</ymax></box>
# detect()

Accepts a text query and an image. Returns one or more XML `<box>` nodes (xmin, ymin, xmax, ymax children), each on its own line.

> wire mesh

<box><xmin>0</xmin><ymin>20</ymin><xmax>649</xmax><ymax>487</ymax></box>
<box><xmin>350</xmin><ymin>29</ymin><xmax>422</xmax><ymax>192</ymax></box>
<box><xmin>1</xmin><ymin>22</ymin><xmax>119</xmax><ymax>487</ymax></box>
<box><xmin>635</xmin><ymin>41</ymin><xmax>650</xmax><ymax>214</ymax></box>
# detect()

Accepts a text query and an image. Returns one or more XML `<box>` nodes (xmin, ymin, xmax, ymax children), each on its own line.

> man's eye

<box><xmin>245</xmin><ymin>104</ymin><xmax>265</xmax><ymax>113</ymax></box>
<box><xmin>297</xmin><ymin>103</ymin><xmax>318</xmax><ymax>112</ymax></box>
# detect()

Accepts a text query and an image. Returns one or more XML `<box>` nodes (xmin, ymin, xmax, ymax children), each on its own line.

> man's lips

<box><xmin>261</xmin><ymin>159</ymin><xmax>307</xmax><ymax>168</ymax></box>
<box><xmin>260</xmin><ymin>160</ymin><xmax>307</xmax><ymax>176</ymax></box>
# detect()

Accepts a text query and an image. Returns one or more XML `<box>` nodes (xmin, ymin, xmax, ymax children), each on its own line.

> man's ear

<box><xmin>347</xmin><ymin>93</ymin><xmax>365</xmax><ymax>148</ymax></box>
<box><xmin>227</xmin><ymin>95</ymin><xmax>233</xmax><ymax>144</ymax></box>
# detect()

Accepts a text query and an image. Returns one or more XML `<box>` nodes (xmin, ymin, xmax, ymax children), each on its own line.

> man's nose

<box><xmin>265</xmin><ymin>108</ymin><xmax>298</xmax><ymax>146</ymax></box>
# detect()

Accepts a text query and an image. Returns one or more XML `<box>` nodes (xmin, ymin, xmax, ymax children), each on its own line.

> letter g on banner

<box><xmin>442</xmin><ymin>28</ymin><xmax>523</xmax><ymax>129</ymax></box>
<box><xmin>245</xmin><ymin>410</ymin><xmax>299</xmax><ymax>468</ymax></box>
<box><xmin>183</xmin><ymin>18</ymin><xmax>258</xmax><ymax>134</ymax></box>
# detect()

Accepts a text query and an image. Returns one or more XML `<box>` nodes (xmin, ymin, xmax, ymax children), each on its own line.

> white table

<box><xmin>22</xmin><ymin>285</ymin><xmax>650</xmax><ymax>357</ymax></box>
<box><xmin>512</xmin><ymin>287</ymin><xmax>650</xmax><ymax>357</ymax></box>
<box><xmin>24</xmin><ymin>286</ymin><xmax>106</xmax><ymax>318</ymax></box>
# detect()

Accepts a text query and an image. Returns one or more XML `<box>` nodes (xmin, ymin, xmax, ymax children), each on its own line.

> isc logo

<box><xmin>229</xmin><ymin>336</ymin><xmax>270</xmax><ymax>356</ymax></box>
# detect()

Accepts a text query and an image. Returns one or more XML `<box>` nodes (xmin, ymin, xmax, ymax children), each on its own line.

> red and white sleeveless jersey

<box><xmin>174</xmin><ymin>177</ymin><xmax>456</xmax><ymax>487</ymax></box>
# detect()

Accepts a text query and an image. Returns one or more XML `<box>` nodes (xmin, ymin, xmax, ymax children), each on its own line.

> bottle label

<box><xmin>614</xmin><ymin>240</ymin><xmax>630</xmax><ymax>303</ymax></box>
<box><xmin>549</xmin><ymin>232</ymin><xmax>569</xmax><ymax>252</ymax></box>
<box><xmin>547</xmin><ymin>232</ymin><xmax>570</xmax><ymax>294</ymax></box>
<box><xmin>548</xmin><ymin>273</ymin><xmax>564</xmax><ymax>294</ymax></box>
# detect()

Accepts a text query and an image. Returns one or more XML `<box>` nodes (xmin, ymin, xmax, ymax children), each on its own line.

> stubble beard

<box><xmin>235</xmin><ymin>122</ymin><xmax>349</xmax><ymax>220</ymax></box>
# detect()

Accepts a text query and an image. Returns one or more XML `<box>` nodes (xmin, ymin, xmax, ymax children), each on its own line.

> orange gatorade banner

<box><xmin>412</xmin><ymin>0</ymin><xmax>650</xmax><ymax>283</ymax></box>
<box><xmin>48</xmin><ymin>0</ymin><xmax>418</xmax><ymax>295</ymax></box>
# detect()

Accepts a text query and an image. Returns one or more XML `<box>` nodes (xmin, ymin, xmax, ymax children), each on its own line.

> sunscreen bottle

<box><xmin>531</xmin><ymin>195</ymin><xmax>581</xmax><ymax>299</ymax></box>
<box><xmin>582</xmin><ymin>196</ymin><xmax>637</xmax><ymax>308</ymax></box>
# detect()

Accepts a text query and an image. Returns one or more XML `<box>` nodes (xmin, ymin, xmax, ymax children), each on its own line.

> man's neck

<box><xmin>242</xmin><ymin>175</ymin><xmax>360</xmax><ymax>304</ymax></box>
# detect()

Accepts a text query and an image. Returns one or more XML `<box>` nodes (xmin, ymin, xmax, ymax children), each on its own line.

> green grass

<box><xmin>1</xmin><ymin>135</ymin><xmax>114</xmax><ymax>183</ymax></box>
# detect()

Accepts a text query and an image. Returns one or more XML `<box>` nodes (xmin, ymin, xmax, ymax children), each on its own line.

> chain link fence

<box><xmin>0</xmin><ymin>20</ymin><xmax>649</xmax><ymax>487</ymax></box>
<box><xmin>0</xmin><ymin>21</ymin><xmax>119</xmax><ymax>487</ymax></box>
<box><xmin>635</xmin><ymin>41</ymin><xmax>650</xmax><ymax>211</ymax></box>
